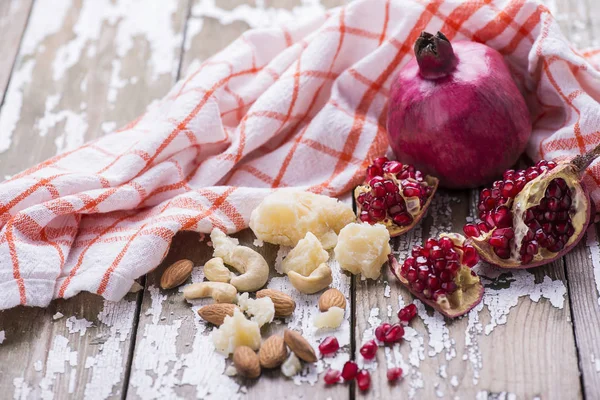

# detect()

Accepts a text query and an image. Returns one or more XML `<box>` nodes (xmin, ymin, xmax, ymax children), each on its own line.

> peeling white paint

<box><xmin>34</xmin><ymin>361</ymin><xmax>43</xmax><ymax>372</ymax></box>
<box><xmin>191</xmin><ymin>0</ymin><xmax>327</xmax><ymax>29</ymax></box>
<box><xmin>13</xmin><ymin>377</ymin><xmax>32</xmax><ymax>400</ymax></box>
<box><xmin>66</xmin><ymin>316</ymin><xmax>93</xmax><ymax>337</ymax></box>
<box><xmin>0</xmin><ymin>60</ymin><xmax>34</xmax><ymax>153</ymax></box>
<box><xmin>184</xmin><ymin>18</ymin><xmax>204</xmax><ymax>52</ymax></box>
<box><xmin>84</xmin><ymin>299</ymin><xmax>137</xmax><ymax>400</ymax></box>
<box><xmin>0</xmin><ymin>330</ymin><xmax>5</xmax><ymax>344</ymax></box>
<box><xmin>39</xmin><ymin>335</ymin><xmax>78</xmax><ymax>400</ymax></box>
<box><xmin>52</xmin><ymin>312</ymin><xmax>64</xmax><ymax>321</ymax></box>
<box><xmin>585</xmin><ymin>226</ymin><xmax>600</xmax><ymax>305</ymax></box>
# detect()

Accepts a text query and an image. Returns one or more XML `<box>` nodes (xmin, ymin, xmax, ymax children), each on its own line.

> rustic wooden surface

<box><xmin>0</xmin><ymin>0</ymin><xmax>599</xmax><ymax>399</ymax></box>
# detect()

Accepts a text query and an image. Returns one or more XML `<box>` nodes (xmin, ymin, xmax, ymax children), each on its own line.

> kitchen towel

<box><xmin>1</xmin><ymin>0</ymin><xmax>600</xmax><ymax>309</ymax></box>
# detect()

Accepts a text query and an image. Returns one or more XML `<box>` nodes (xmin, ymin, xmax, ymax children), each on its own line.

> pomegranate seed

<box><xmin>375</xmin><ymin>323</ymin><xmax>391</xmax><ymax>342</ymax></box>
<box><xmin>319</xmin><ymin>336</ymin><xmax>339</xmax><ymax>355</ymax></box>
<box><xmin>366</xmin><ymin>165</ymin><xmax>382</xmax><ymax>180</ymax></box>
<box><xmin>371</xmin><ymin>198</ymin><xmax>385</xmax><ymax>210</ymax></box>
<box><xmin>324</xmin><ymin>369</ymin><xmax>341</xmax><ymax>384</ymax></box>
<box><xmin>398</xmin><ymin>304</ymin><xmax>417</xmax><ymax>324</ymax></box>
<box><xmin>383</xmin><ymin>180</ymin><xmax>399</xmax><ymax>193</ymax></box>
<box><xmin>341</xmin><ymin>361</ymin><xmax>359</xmax><ymax>381</ymax></box>
<box><xmin>405</xmin><ymin>269</ymin><xmax>417</xmax><ymax>282</ymax></box>
<box><xmin>383</xmin><ymin>161</ymin><xmax>403</xmax><ymax>174</ymax></box>
<box><xmin>463</xmin><ymin>223</ymin><xmax>480</xmax><ymax>237</ymax></box>
<box><xmin>383</xmin><ymin>324</ymin><xmax>404</xmax><ymax>343</ymax></box>
<box><xmin>403</xmin><ymin>187</ymin><xmax>420</xmax><ymax>197</ymax></box>
<box><xmin>373</xmin><ymin>157</ymin><xmax>388</xmax><ymax>169</ymax></box>
<box><xmin>427</xmin><ymin>275</ymin><xmax>440</xmax><ymax>290</ymax></box>
<box><xmin>462</xmin><ymin>245</ymin><xmax>479</xmax><ymax>267</ymax></box>
<box><xmin>369</xmin><ymin>208</ymin><xmax>386</xmax><ymax>221</ymax></box>
<box><xmin>412</xmin><ymin>280</ymin><xmax>425</xmax><ymax>292</ymax></box>
<box><xmin>393</xmin><ymin>213</ymin><xmax>413</xmax><ymax>226</ymax></box>
<box><xmin>372</xmin><ymin>182</ymin><xmax>386</xmax><ymax>197</ymax></box>
<box><xmin>357</xmin><ymin>370</ymin><xmax>371</xmax><ymax>391</ymax></box>
<box><xmin>387</xmin><ymin>367</ymin><xmax>403</xmax><ymax>382</ymax></box>
<box><xmin>360</xmin><ymin>340</ymin><xmax>378</xmax><ymax>360</ymax></box>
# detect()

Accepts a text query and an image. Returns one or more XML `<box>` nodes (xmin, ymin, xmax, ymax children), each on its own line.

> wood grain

<box><xmin>0</xmin><ymin>0</ymin><xmax>189</xmax><ymax>398</ymax></box>
<box><xmin>354</xmin><ymin>190</ymin><xmax>581</xmax><ymax>399</ymax></box>
<box><xmin>0</xmin><ymin>0</ymin><xmax>32</xmax><ymax>108</ymax></box>
<box><xmin>548</xmin><ymin>1</ymin><xmax>600</xmax><ymax>398</ymax></box>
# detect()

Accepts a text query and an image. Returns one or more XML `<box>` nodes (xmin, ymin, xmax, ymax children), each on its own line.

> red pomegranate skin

<box><xmin>387</xmin><ymin>40</ymin><xmax>532</xmax><ymax>189</ymax></box>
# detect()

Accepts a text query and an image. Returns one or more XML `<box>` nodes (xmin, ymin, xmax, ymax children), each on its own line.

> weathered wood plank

<box><xmin>130</xmin><ymin>2</ymin><xmax>351</xmax><ymax>398</ymax></box>
<box><xmin>354</xmin><ymin>190</ymin><xmax>581</xmax><ymax>399</ymax></box>
<box><xmin>547</xmin><ymin>1</ymin><xmax>600</xmax><ymax>398</ymax></box>
<box><xmin>0</xmin><ymin>0</ymin><xmax>32</xmax><ymax>110</ymax></box>
<box><xmin>0</xmin><ymin>0</ymin><xmax>189</xmax><ymax>398</ymax></box>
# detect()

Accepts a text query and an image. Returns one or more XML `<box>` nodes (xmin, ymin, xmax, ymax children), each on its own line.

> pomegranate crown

<box><xmin>414</xmin><ymin>31</ymin><xmax>457</xmax><ymax>79</ymax></box>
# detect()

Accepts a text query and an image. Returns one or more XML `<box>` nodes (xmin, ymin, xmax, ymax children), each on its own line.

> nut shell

<box><xmin>160</xmin><ymin>259</ymin><xmax>193</xmax><ymax>289</ymax></box>
<box><xmin>197</xmin><ymin>304</ymin><xmax>237</xmax><ymax>326</ymax></box>
<box><xmin>284</xmin><ymin>329</ymin><xmax>317</xmax><ymax>363</ymax></box>
<box><xmin>318</xmin><ymin>288</ymin><xmax>346</xmax><ymax>312</ymax></box>
<box><xmin>259</xmin><ymin>335</ymin><xmax>288</xmax><ymax>368</ymax></box>
<box><xmin>233</xmin><ymin>346</ymin><xmax>261</xmax><ymax>379</ymax></box>
<box><xmin>256</xmin><ymin>289</ymin><xmax>296</xmax><ymax>317</ymax></box>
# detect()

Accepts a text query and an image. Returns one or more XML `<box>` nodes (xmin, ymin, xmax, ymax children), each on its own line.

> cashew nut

<box><xmin>211</xmin><ymin>229</ymin><xmax>269</xmax><ymax>292</ymax></box>
<box><xmin>183</xmin><ymin>282</ymin><xmax>238</xmax><ymax>303</ymax></box>
<box><xmin>204</xmin><ymin>257</ymin><xmax>232</xmax><ymax>283</ymax></box>
<box><xmin>287</xmin><ymin>263</ymin><xmax>332</xmax><ymax>294</ymax></box>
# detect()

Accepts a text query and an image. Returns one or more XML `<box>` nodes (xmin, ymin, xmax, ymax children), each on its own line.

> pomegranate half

<box><xmin>386</xmin><ymin>31</ymin><xmax>531</xmax><ymax>188</ymax></box>
<box><xmin>389</xmin><ymin>234</ymin><xmax>484</xmax><ymax>318</ymax></box>
<box><xmin>464</xmin><ymin>146</ymin><xmax>600</xmax><ymax>268</ymax></box>
<box><xmin>354</xmin><ymin>157</ymin><xmax>438</xmax><ymax>237</ymax></box>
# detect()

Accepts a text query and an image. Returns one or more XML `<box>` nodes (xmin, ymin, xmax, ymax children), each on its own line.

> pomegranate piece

<box><xmin>341</xmin><ymin>361</ymin><xmax>359</xmax><ymax>381</ymax></box>
<box><xmin>354</xmin><ymin>157</ymin><xmax>439</xmax><ymax>237</ymax></box>
<box><xmin>464</xmin><ymin>151</ymin><xmax>599</xmax><ymax>268</ymax></box>
<box><xmin>398</xmin><ymin>304</ymin><xmax>418</xmax><ymax>324</ymax></box>
<box><xmin>389</xmin><ymin>234</ymin><xmax>484</xmax><ymax>318</ymax></box>
<box><xmin>319</xmin><ymin>336</ymin><xmax>340</xmax><ymax>355</ymax></box>
<box><xmin>324</xmin><ymin>369</ymin><xmax>341</xmax><ymax>384</ymax></box>
<box><xmin>357</xmin><ymin>370</ymin><xmax>371</xmax><ymax>391</ymax></box>
<box><xmin>387</xmin><ymin>367</ymin><xmax>403</xmax><ymax>382</ymax></box>
<box><xmin>359</xmin><ymin>340</ymin><xmax>378</xmax><ymax>360</ymax></box>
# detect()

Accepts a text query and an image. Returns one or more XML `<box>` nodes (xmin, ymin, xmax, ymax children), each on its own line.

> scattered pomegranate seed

<box><xmin>341</xmin><ymin>361</ymin><xmax>359</xmax><ymax>381</ymax></box>
<box><xmin>398</xmin><ymin>304</ymin><xmax>417</xmax><ymax>324</ymax></box>
<box><xmin>319</xmin><ymin>336</ymin><xmax>339</xmax><ymax>355</ymax></box>
<box><xmin>357</xmin><ymin>370</ymin><xmax>371</xmax><ymax>391</ymax></box>
<box><xmin>383</xmin><ymin>324</ymin><xmax>404</xmax><ymax>343</ymax></box>
<box><xmin>374</xmin><ymin>323</ymin><xmax>391</xmax><ymax>342</ymax></box>
<box><xmin>387</xmin><ymin>367</ymin><xmax>403</xmax><ymax>382</ymax></box>
<box><xmin>359</xmin><ymin>340</ymin><xmax>378</xmax><ymax>360</ymax></box>
<box><xmin>323</xmin><ymin>369</ymin><xmax>341</xmax><ymax>385</ymax></box>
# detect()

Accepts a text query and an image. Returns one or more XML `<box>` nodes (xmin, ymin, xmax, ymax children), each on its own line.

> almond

<box><xmin>318</xmin><ymin>288</ymin><xmax>346</xmax><ymax>312</ymax></box>
<box><xmin>259</xmin><ymin>335</ymin><xmax>288</xmax><ymax>369</ymax></box>
<box><xmin>198</xmin><ymin>304</ymin><xmax>237</xmax><ymax>326</ymax></box>
<box><xmin>256</xmin><ymin>289</ymin><xmax>295</xmax><ymax>317</ymax></box>
<box><xmin>160</xmin><ymin>259</ymin><xmax>193</xmax><ymax>289</ymax></box>
<box><xmin>233</xmin><ymin>346</ymin><xmax>261</xmax><ymax>378</ymax></box>
<box><xmin>284</xmin><ymin>329</ymin><xmax>317</xmax><ymax>363</ymax></box>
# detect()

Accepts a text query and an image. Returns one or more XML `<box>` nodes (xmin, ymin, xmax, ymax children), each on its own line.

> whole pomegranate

<box><xmin>464</xmin><ymin>145</ymin><xmax>600</xmax><ymax>268</ymax></box>
<box><xmin>389</xmin><ymin>234</ymin><xmax>483</xmax><ymax>318</ymax></box>
<box><xmin>386</xmin><ymin>31</ymin><xmax>531</xmax><ymax>188</ymax></box>
<box><xmin>354</xmin><ymin>157</ymin><xmax>438</xmax><ymax>237</ymax></box>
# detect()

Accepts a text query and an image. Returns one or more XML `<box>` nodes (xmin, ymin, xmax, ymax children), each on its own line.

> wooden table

<box><xmin>1</xmin><ymin>1</ymin><xmax>599</xmax><ymax>399</ymax></box>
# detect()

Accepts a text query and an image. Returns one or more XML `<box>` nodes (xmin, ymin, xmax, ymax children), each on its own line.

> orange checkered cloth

<box><xmin>1</xmin><ymin>0</ymin><xmax>600</xmax><ymax>309</ymax></box>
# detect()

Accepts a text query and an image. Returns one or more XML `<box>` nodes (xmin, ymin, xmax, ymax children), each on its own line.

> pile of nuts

<box><xmin>158</xmin><ymin>191</ymin><xmax>400</xmax><ymax>386</ymax></box>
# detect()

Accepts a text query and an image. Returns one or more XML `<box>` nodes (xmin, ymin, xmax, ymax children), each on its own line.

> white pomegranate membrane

<box><xmin>354</xmin><ymin>157</ymin><xmax>438</xmax><ymax>237</ymax></box>
<box><xmin>389</xmin><ymin>234</ymin><xmax>484</xmax><ymax>318</ymax></box>
<box><xmin>464</xmin><ymin>157</ymin><xmax>594</xmax><ymax>269</ymax></box>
